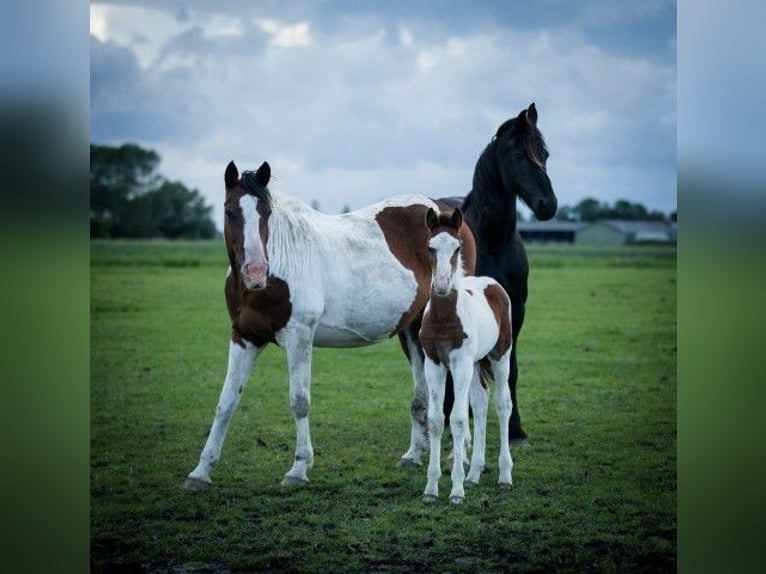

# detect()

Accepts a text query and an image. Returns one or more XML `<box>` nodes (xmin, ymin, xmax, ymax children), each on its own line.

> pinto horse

<box><xmin>184</xmin><ymin>160</ymin><xmax>475</xmax><ymax>489</ymax></box>
<box><xmin>419</xmin><ymin>207</ymin><xmax>514</xmax><ymax>504</ymax></box>
<box><xmin>437</xmin><ymin>102</ymin><xmax>557</xmax><ymax>444</ymax></box>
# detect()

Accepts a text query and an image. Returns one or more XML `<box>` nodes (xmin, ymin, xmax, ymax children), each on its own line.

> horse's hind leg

<box><xmin>398</xmin><ymin>326</ymin><xmax>428</xmax><ymax>468</ymax></box>
<box><xmin>508</xmin><ymin>300</ymin><xmax>527</xmax><ymax>444</ymax></box>
<box><xmin>184</xmin><ymin>340</ymin><xmax>262</xmax><ymax>490</ymax></box>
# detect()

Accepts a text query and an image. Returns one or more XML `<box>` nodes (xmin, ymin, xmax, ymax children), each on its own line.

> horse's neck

<box><xmin>463</xmin><ymin>141</ymin><xmax>518</xmax><ymax>244</ymax></box>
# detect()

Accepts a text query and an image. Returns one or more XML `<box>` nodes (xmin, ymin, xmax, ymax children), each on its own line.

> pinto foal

<box><xmin>419</xmin><ymin>207</ymin><xmax>514</xmax><ymax>503</ymax></box>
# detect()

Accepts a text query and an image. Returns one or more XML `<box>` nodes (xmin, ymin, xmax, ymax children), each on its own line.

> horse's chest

<box><xmin>230</xmin><ymin>277</ymin><xmax>292</xmax><ymax>347</ymax></box>
<box><xmin>419</xmin><ymin>293</ymin><xmax>467</xmax><ymax>365</ymax></box>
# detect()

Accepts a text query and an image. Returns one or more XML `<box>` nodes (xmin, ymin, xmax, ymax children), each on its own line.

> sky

<box><xmin>90</xmin><ymin>0</ymin><xmax>677</xmax><ymax>227</ymax></box>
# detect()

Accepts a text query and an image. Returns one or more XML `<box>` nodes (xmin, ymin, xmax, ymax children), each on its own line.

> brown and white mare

<box><xmin>184</xmin><ymin>160</ymin><xmax>475</xmax><ymax>489</ymax></box>
<box><xmin>419</xmin><ymin>207</ymin><xmax>514</xmax><ymax>503</ymax></box>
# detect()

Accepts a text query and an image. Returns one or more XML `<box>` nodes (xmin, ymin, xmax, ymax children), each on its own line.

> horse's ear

<box><xmin>425</xmin><ymin>207</ymin><xmax>438</xmax><ymax>230</ymax></box>
<box><xmin>255</xmin><ymin>161</ymin><xmax>271</xmax><ymax>187</ymax></box>
<box><xmin>526</xmin><ymin>102</ymin><xmax>538</xmax><ymax>126</ymax></box>
<box><xmin>225</xmin><ymin>161</ymin><xmax>239</xmax><ymax>188</ymax></box>
<box><xmin>451</xmin><ymin>207</ymin><xmax>463</xmax><ymax>229</ymax></box>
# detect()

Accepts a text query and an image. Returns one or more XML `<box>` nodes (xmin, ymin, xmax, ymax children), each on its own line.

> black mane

<box><xmin>241</xmin><ymin>170</ymin><xmax>272</xmax><ymax>203</ymax></box>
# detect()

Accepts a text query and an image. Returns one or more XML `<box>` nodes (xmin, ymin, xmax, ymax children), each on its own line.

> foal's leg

<box><xmin>448</xmin><ymin>359</ymin><xmax>474</xmax><ymax>504</ymax></box>
<box><xmin>492</xmin><ymin>352</ymin><xmax>514</xmax><ymax>488</ymax></box>
<box><xmin>279</xmin><ymin>325</ymin><xmax>316</xmax><ymax>486</ymax></box>
<box><xmin>398</xmin><ymin>326</ymin><xmax>428</xmax><ymax>468</ymax></box>
<box><xmin>422</xmin><ymin>359</ymin><xmax>447</xmax><ymax>502</ymax></box>
<box><xmin>184</xmin><ymin>340</ymin><xmax>262</xmax><ymax>490</ymax></box>
<box><xmin>466</xmin><ymin>366</ymin><xmax>488</xmax><ymax>487</ymax></box>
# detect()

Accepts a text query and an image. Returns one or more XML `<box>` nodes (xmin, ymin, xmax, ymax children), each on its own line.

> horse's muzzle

<box><xmin>242</xmin><ymin>262</ymin><xmax>268</xmax><ymax>290</ymax></box>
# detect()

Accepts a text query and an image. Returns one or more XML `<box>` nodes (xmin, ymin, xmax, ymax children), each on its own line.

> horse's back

<box><xmin>304</xmin><ymin>195</ymin><xmax>440</xmax><ymax>347</ymax></box>
<box><xmin>459</xmin><ymin>276</ymin><xmax>511</xmax><ymax>359</ymax></box>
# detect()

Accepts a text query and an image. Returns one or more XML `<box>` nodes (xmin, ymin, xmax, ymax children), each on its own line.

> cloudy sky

<box><xmin>90</xmin><ymin>0</ymin><xmax>676</xmax><ymax>226</ymax></box>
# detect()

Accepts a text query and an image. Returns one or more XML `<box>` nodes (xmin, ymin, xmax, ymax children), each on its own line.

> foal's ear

<box><xmin>225</xmin><ymin>160</ymin><xmax>239</xmax><ymax>188</ymax></box>
<box><xmin>254</xmin><ymin>161</ymin><xmax>271</xmax><ymax>187</ymax></box>
<box><xmin>425</xmin><ymin>207</ymin><xmax>438</xmax><ymax>230</ymax></box>
<box><xmin>450</xmin><ymin>207</ymin><xmax>463</xmax><ymax>230</ymax></box>
<box><xmin>526</xmin><ymin>102</ymin><xmax>538</xmax><ymax>126</ymax></box>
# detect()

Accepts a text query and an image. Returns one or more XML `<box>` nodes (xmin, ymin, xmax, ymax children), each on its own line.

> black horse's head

<box><xmin>493</xmin><ymin>103</ymin><xmax>557</xmax><ymax>220</ymax></box>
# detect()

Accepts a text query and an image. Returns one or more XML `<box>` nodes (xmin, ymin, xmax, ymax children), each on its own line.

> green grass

<box><xmin>91</xmin><ymin>241</ymin><xmax>676</xmax><ymax>572</ymax></box>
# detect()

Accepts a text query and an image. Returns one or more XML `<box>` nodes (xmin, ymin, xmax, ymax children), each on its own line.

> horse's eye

<box><xmin>225</xmin><ymin>207</ymin><xmax>238</xmax><ymax>219</ymax></box>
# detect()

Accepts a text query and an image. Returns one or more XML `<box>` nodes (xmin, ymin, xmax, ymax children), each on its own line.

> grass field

<box><xmin>91</xmin><ymin>240</ymin><xmax>676</xmax><ymax>573</ymax></box>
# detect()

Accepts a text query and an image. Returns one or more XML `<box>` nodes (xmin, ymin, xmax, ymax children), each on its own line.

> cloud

<box><xmin>255</xmin><ymin>19</ymin><xmax>312</xmax><ymax>47</ymax></box>
<box><xmin>89</xmin><ymin>1</ymin><xmax>676</xmax><ymax>228</ymax></box>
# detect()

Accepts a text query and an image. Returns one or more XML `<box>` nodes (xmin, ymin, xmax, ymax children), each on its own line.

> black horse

<box><xmin>449</xmin><ymin>102</ymin><xmax>557</xmax><ymax>443</ymax></box>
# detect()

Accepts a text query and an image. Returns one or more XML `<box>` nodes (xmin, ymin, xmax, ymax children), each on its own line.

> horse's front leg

<box><xmin>492</xmin><ymin>352</ymin><xmax>514</xmax><ymax>489</ymax></box>
<box><xmin>448</xmin><ymin>359</ymin><xmax>474</xmax><ymax>504</ymax></box>
<box><xmin>422</xmin><ymin>359</ymin><xmax>447</xmax><ymax>502</ymax></box>
<box><xmin>398</xmin><ymin>326</ymin><xmax>428</xmax><ymax>468</ymax></box>
<box><xmin>184</xmin><ymin>340</ymin><xmax>263</xmax><ymax>490</ymax></box>
<box><xmin>278</xmin><ymin>324</ymin><xmax>316</xmax><ymax>486</ymax></box>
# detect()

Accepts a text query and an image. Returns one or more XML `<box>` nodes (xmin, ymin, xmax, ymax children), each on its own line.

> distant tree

<box><xmin>311</xmin><ymin>199</ymin><xmax>321</xmax><ymax>211</ymax></box>
<box><xmin>575</xmin><ymin>197</ymin><xmax>604</xmax><ymax>222</ymax></box>
<box><xmin>90</xmin><ymin>143</ymin><xmax>161</xmax><ymax>236</ymax></box>
<box><xmin>90</xmin><ymin>143</ymin><xmax>216</xmax><ymax>238</ymax></box>
<box><xmin>341</xmin><ymin>204</ymin><xmax>351</xmax><ymax>214</ymax></box>
<box><xmin>554</xmin><ymin>205</ymin><xmax>577</xmax><ymax>221</ymax></box>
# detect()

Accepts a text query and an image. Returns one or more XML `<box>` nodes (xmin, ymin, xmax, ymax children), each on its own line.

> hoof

<box><xmin>449</xmin><ymin>495</ymin><xmax>465</xmax><ymax>505</ymax></box>
<box><xmin>464</xmin><ymin>480</ymin><xmax>479</xmax><ymax>490</ymax></box>
<box><xmin>422</xmin><ymin>494</ymin><xmax>438</xmax><ymax>504</ymax></box>
<box><xmin>281</xmin><ymin>475</ymin><xmax>309</xmax><ymax>487</ymax></box>
<box><xmin>498</xmin><ymin>482</ymin><xmax>513</xmax><ymax>490</ymax></box>
<box><xmin>397</xmin><ymin>457</ymin><xmax>422</xmax><ymax>469</ymax></box>
<box><xmin>182</xmin><ymin>476</ymin><xmax>211</xmax><ymax>492</ymax></box>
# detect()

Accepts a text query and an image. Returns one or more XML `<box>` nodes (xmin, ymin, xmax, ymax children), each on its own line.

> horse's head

<box><xmin>224</xmin><ymin>160</ymin><xmax>272</xmax><ymax>291</ymax></box>
<box><xmin>494</xmin><ymin>103</ymin><xmax>557</xmax><ymax>221</ymax></box>
<box><xmin>425</xmin><ymin>207</ymin><xmax>464</xmax><ymax>297</ymax></box>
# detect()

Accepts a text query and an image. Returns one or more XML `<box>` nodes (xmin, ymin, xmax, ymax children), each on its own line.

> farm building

<box><xmin>519</xmin><ymin>219</ymin><xmax>677</xmax><ymax>245</ymax></box>
<box><xmin>517</xmin><ymin>221</ymin><xmax>587</xmax><ymax>243</ymax></box>
<box><xmin>576</xmin><ymin>220</ymin><xmax>676</xmax><ymax>246</ymax></box>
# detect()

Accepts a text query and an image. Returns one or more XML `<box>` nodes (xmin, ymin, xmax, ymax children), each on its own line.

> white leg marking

<box><xmin>466</xmin><ymin>366</ymin><xmax>488</xmax><ymax>486</ymax></box>
<box><xmin>492</xmin><ymin>354</ymin><xmax>514</xmax><ymax>488</ymax></box>
<box><xmin>422</xmin><ymin>359</ymin><xmax>447</xmax><ymax>502</ymax></box>
<box><xmin>280</xmin><ymin>325</ymin><xmax>316</xmax><ymax>486</ymax></box>
<box><xmin>185</xmin><ymin>341</ymin><xmax>261</xmax><ymax>488</ymax></box>
<box><xmin>399</xmin><ymin>331</ymin><xmax>428</xmax><ymax>467</ymax></box>
<box><xmin>448</xmin><ymin>359</ymin><xmax>474</xmax><ymax>504</ymax></box>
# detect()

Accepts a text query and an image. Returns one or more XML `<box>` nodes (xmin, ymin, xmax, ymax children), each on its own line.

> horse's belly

<box><xmin>313</xmin><ymin>322</ymin><xmax>393</xmax><ymax>348</ymax></box>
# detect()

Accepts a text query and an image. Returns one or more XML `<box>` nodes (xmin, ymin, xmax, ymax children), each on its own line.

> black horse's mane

<box><xmin>494</xmin><ymin>116</ymin><xmax>548</xmax><ymax>167</ymax></box>
<box><xmin>463</xmin><ymin>114</ymin><xmax>548</xmax><ymax>224</ymax></box>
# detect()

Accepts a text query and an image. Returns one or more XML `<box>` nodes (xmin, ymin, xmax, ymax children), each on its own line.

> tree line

<box><xmin>551</xmin><ymin>197</ymin><xmax>675</xmax><ymax>223</ymax></box>
<box><xmin>92</xmin><ymin>142</ymin><xmax>675</xmax><ymax>238</ymax></box>
<box><xmin>90</xmin><ymin>143</ymin><xmax>217</xmax><ymax>239</ymax></box>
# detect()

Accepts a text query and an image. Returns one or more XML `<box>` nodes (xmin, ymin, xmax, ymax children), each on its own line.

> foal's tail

<box><xmin>477</xmin><ymin>357</ymin><xmax>493</xmax><ymax>389</ymax></box>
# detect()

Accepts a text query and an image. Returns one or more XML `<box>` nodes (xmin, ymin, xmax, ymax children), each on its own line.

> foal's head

<box><xmin>224</xmin><ymin>160</ymin><xmax>272</xmax><ymax>291</ymax></box>
<box><xmin>425</xmin><ymin>207</ymin><xmax>464</xmax><ymax>297</ymax></box>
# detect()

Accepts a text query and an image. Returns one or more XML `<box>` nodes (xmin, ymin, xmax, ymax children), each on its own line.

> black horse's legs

<box><xmin>507</xmin><ymin>345</ymin><xmax>527</xmax><ymax>443</ymax></box>
<box><xmin>508</xmin><ymin>299</ymin><xmax>527</xmax><ymax>444</ymax></box>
